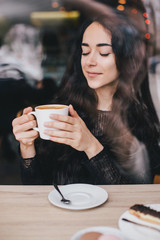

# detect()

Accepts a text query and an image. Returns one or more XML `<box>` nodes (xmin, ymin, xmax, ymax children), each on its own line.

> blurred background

<box><xmin>0</xmin><ymin>0</ymin><xmax>160</xmax><ymax>184</ymax></box>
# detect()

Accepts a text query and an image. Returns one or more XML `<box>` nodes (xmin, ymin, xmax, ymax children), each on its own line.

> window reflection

<box><xmin>0</xmin><ymin>0</ymin><xmax>160</xmax><ymax>184</ymax></box>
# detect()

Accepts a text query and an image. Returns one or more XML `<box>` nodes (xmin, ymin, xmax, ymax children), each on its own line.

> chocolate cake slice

<box><xmin>129</xmin><ymin>204</ymin><xmax>160</xmax><ymax>225</ymax></box>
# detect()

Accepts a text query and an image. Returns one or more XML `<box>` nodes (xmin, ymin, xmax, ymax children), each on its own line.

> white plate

<box><xmin>118</xmin><ymin>204</ymin><xmax>160</xmax><ymax>240</ymax></box>
<box><xmin>71</xmin><ymin>226</ymin><xmax>126</xmax><ymax>240</ymax></box>
<box><xmin>48</xmin><ymin>184</ymin><xmax>108</xmax><ymax>210</ymax></box>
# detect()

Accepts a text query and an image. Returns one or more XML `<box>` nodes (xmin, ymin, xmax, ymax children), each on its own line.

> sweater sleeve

<box><xmin>83</xmin><ymin>147</ymin><xmax>129</xmax><ymax>184</ymax></box>
<box><xmin>82</xmin><ymin>142</ymin><xmax>151</xmax><ymax>185</ymax></box>
<box><xmin>20</xmin><ymin>155</ymin><xmax>42</xmax><ymax>184</ymax></box>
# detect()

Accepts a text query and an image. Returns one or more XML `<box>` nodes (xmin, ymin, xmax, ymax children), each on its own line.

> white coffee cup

<box><xmin>29</xmin><ymin>104</ymin><xmax>69</xmax><ymax>140</ymax></box>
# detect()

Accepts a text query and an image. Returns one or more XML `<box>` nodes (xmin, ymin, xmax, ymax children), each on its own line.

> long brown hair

<box><xmin>56</xmin><ymin>13</ymin><xmax>160</xmax><ymax>146</ymax></box>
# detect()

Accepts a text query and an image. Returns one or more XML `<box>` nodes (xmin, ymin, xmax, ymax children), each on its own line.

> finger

<box><xmin>13</xmin><ymin>120</ymin><xmax>37</xmax><ymax>135</ymax></box>
<box><xmin>44</xmin><ymin>120</ymin><xmax>74</xmax><ymax>132</ymax></box>
<box><xmin>23</xmin><ymin>107</ymin><xmax>33</xmax><ymax>115</ymax></box>
<box><xmin>12</xmin><ymin>114</ymin><xmax>35</xmax><ymax>127</ymax></box>
<box><xmin>15</xmin><ymin>130</ymin><xmax>38</xmax><ymax>142</ymax></box>
<box><xmin>49</xmin><ymin>114</ymin><xmax>75</xmax><ymax>125</ymax></box>
<box><xmin>69</xmin><ymin>104</ymin><xmax>79</xmax><ymax>118</ymax></box>
<box><xmin>49</xmin><ymin>136</ymin><xmax>74</xmax><ymax>146</ymax></box>
<box><xmin>44</xmin><ymin>129</ymin><xmax>73</xmax><ymax>139</ymax></box>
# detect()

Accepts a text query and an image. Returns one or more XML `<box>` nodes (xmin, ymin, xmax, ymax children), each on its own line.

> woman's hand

<box><xmin>44</xmin><ymin>105</ymin><xmax>103</xmax><ymax>159</ymax></box>
<box><xmin>12</xmin><ymin>107</ymin><xmax>39</xmax><ymax>158</ymax></box>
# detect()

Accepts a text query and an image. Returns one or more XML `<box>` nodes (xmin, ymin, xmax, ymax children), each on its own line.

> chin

<box><xmin>88</xmin><ymin>84</ymin><xmax>100</xmax><ymax>90</ymax></box>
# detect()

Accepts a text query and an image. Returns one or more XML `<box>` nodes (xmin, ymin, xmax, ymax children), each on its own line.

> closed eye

<box><xmin>82</xmin><ymin>52</ymin><xmax>89</xmax><ymax>56</ymax></box>
<box><xmin>82</xmin><ymin>53</ymin><xmax>111</xmax><ymax>56</ymax></box>
<box><xmin>100</xmin><ymin>53</ymin><xmax>111</xmax><ymax>56</ymax></box>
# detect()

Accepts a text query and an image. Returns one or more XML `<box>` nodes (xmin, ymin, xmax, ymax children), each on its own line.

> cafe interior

<box><xmin>0</xmin><ymin>1</ymin><xmax>160</xmax><ymax>239</ymax></box>
<box><xmin>0</xmin><ymin>0</ymin><xmax>160</xmax><ymax>184</ymax></box>
<box><xmin>0</xmin><ymin>0</ymin><xmax>84</xmax><ymax>184</ymax></box>
<box><xmin>0</xmin><ymin>0</ymin><xmax>159</xmax><ymax>183</ymax></box>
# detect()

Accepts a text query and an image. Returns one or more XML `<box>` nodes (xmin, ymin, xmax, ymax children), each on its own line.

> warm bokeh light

<box><xmin>145</xmin><ymin>19</ymin><xmax>151</xmax><ymax>25</ymax></box>
<box><xmin>30</xmin><ymin>11</ymin><xmax>80</xmax><ymax>20</ymax></box>
<box><xmin>52</xmin><ymin>2</ymin><xmax>59</xmax><ymax>8</ymax></box>
<box><xmin>60</xmin><ymin>7</ymin><xmax>65</xmax><ymax>11</ymax></box>
<box><xmin>143</xmin><ymin>12</ymin><xmax>148</xmax><ymax>18</ymax></box>
<box><xmin>118</xmin><ymin>0</ymin><xmax>126</xmax><ymax>4</ymax></box>
<box><xmin>117</xmin><ymin>5</ymin><xmax>125</xmax><ymax>11</ymax></box>
<box><xmin>131</xmin><ymin>8</ymin><xmax>138</xmax><ymax>14</ymax></box>
<box><xmin>145</xmin><ymin>33</ymin><xmax>151</xmax><ymax>39</ymax></box>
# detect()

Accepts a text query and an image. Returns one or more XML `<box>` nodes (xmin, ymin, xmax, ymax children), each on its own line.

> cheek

<box><xmin>103</xmin><ymin>57</ymin><xmax>119</xmax><ymax>78</ymax></box>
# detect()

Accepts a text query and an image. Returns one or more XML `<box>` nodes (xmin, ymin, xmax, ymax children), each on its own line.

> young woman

<box><xmin>12</xmin><ymin>14</ymin><xmax>160</xmax><ymax>185</ymax></box>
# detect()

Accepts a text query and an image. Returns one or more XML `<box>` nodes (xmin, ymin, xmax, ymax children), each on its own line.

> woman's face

<box><xmin>81</xmin><ymin>22</ymin><xmax>119</xmax><ymax>92</ymax></box>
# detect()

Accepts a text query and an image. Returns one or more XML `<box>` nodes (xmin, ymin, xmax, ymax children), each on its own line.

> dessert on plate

<box><xmin>129</xmin><ymin>204</ymin><xmax>160</xmax><ymax>225</ymax></box>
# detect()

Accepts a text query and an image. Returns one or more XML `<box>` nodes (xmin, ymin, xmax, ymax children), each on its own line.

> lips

<box><xmin>86</xmin><ymin>71</ymin><xmax>102</xmax><ymax>78</ymax></box>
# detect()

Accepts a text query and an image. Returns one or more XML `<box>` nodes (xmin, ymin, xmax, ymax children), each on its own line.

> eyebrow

<box><xmin>81</xmin><ymin>43</ymin><xmax>112</xmax><ymax>47</ymax></box>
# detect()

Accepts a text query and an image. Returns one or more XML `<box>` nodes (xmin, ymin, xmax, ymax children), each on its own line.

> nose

<box><xmin>86</xmin><ymin>51</ymin><xmax>97</xmax><ymax>66</ymax></box>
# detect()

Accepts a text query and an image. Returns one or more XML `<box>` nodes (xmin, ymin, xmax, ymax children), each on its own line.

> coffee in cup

<box><xmin>29</xmin><ymin>104</ymin><xmax>69</xmax><ymax>140</ymax></box>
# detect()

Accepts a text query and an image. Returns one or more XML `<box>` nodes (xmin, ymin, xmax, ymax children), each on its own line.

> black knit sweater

<box><xmin>20</xmin><ymin>110</ymin><xmax>151</xmax><ymax>185</ymax></box>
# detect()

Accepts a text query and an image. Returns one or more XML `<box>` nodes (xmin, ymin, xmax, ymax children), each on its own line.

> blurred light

<box><xmin>118</xmin><ymin>0</ymin><xmax>126</xmax><ymax>4</ymax></box>
<box><xmin>59</xmin><ymin>7</ymin><xmax>65</xmax><ymax>11</ymax></box>
<box><xmin>0</xmin><ymin>15</ymin><xmax>5</xmax><ymax>20</ymax></box>
<box><xmin>145</xmin><ymin>19</ymin><xmax>151</xmax><ymax>25</ymax></box>
<box><xmin>145</xmin><ymin>33</ymin><xmax>151</xmax><ymax>39</ymax></box>
<box><xmin>30</xmin><ymin>11</ymin><xmax>80</xmax><ymax>20</ymax></box>
<box><xmin>131</xmin><ymin>8</ymin><xmax>138</xmax><ymax>14</ymax></box>
<box><xmin>52</xmin><ymin>1</ymin><xmax>59</xmax><ymax>8</ymax></box>
<box><xmin>143</xmin><ymin>12</ymin><xmax>148</xmax><ymax>18</ymax></box>
<box><xmin>117</xmin><ymin>5</ymin><xmax>125</xmax><ymax>11</ymax></box>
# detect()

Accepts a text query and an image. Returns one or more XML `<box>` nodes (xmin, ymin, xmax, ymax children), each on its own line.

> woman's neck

<box><xmin>96</xmin><ymin>80</ymin><xmax>118</xmax><ymax>111</ymax></box>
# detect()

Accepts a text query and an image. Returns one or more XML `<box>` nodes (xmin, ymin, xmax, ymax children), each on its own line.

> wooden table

<box><xmin>0</xmin><ymin>184</ymin><xmax>160</xmax><ymax>240</ymax></box>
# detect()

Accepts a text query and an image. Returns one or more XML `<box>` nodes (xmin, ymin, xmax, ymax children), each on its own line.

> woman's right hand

<box><xmin>12</xmin><ymin>107</ymin><xmax>39</xmax><ymax>158</ymax></box>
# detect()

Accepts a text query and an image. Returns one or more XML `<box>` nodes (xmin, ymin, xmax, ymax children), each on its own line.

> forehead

<box><xmin>82</xmin><ymin>22</ymin><xmax>112</xmax><ymax>45</ymax></box>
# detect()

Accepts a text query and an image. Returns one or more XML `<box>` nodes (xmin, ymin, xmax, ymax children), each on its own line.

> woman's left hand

<box><xmin>43</xmin><ymin>105</ymin><xmax>103</xmax><ymax>159</ymax></box>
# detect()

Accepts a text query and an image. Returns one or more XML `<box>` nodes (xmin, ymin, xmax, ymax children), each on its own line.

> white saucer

<box><xmin>71</xmin><ymin>226</ymin><xmax>125</xmax><ymax>240</ymax></box>
<box><xmin>48</xmin><ymin>184</ymin><xmax>108</xmax><ymax>210</ymax></box>
<box><xmin>118</xmin><ymin>204</ymin><xmax>160</xmax><ymax>240</ymax></box>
